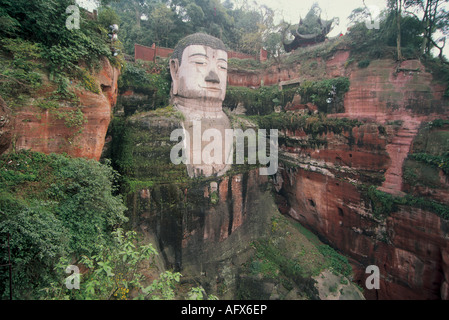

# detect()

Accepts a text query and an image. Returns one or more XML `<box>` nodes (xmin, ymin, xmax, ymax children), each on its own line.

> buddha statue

<box><xmin>169</xmin><ymin>33</ymin><xmax>233</xmax><ymax>177</ymax></box>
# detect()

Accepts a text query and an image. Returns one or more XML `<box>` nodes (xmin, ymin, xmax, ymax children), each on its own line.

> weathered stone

<box><xmin>0</xmin><ymin>96</ymin><xmax>12</xmax><ymax>155</ymax></box>
<box><xmin>170</xmin><ymin>34</ymin><xmax>233</xmax><ymax>177</ymax></box>
<box><xmin>10</xmin><ymin>57</ymin><xmax>120</xmax><ymax>160</ymax></box>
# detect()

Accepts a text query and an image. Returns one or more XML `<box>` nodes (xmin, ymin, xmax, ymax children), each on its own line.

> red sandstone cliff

<box><xmin>269</xmin><ymin>53</ymin><xmax>449</xmax><ymax>299</ymax></box>
<box><xmin>0</xmin><ymin>96</ymin><xmax>12</xmax><ymax>154</ymax></box>
<box><xmin>275</xmin><ymin>165</ymin><xmax>449</xmax><ymax>300</ymax></box>
<box><xmin>6</xmin><ymin>57</ymin><xmax>120</xmax><ymax>160</ymax></box>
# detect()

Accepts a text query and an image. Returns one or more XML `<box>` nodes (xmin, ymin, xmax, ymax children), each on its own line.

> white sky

<box><xmin>254</xmin><ymin>0</ymin><xmax>388</xmax><ymax>36</ymax></box>
<box><xmin>75</xmin><ymin>0</ymin><xmax>98</xmax><ymax>11</ymax></box>
<box><xmin>76</xmin><ymin>0</ymin><xmax>448</xmax><ymax>56</ymax></box>
<box><xmin>77</xmin><ymin>0</ymin><xmax>388</xmax><ymax>36</ymax></box>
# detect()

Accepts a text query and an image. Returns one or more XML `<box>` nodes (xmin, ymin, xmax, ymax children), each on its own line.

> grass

<box><xmin>247</xmin><ymin>211</ymin><xmax>353</xmax><ymax>286</ymax></box>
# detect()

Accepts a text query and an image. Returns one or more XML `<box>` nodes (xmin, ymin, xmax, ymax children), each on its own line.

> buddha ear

<box><xmin>170</xmin><ymin>59</ymin><xmax>179</xmax><ymax>95</ymax></box>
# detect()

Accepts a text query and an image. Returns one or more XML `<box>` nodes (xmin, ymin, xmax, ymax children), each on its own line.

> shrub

<box><xmin>78</xmin><ymin>69</ymin><xmax>100</xmax><ymax>94</ymax></box>
<box><xmin>224</xmin><ymin>86</ymin><xmax>299</xmax><ymax>116</ymax></box>
<box><xmin>298</xmin><ymin>77</ymin><xmax>350</xmax><ymax>113</ymax></box>
<box><xmin>0</xmin><ymin>151</ymin><xmax>128</xmax><ymax>299</ymax></box>
<box><xmin>0</xmin><ymin>0</ymin><xmax>120</xmax><ymax>108</ymax></box>
<box><xmin>358</xmin><ymin>59</ymin><xmax>370</xmax><ymax>68</ymax></box>
<box><xmin>118</xmin><ymin>61</ymin><xmax>171</xmax><ymax>113</ymax></box>
<box><xmin>409</xmin><ymin>153</ymin><xmax>449</xmax><ymax>175</ymax></box>
<box><xmin>41</xmin><ymin>228</ymin><xmax>216</xmax><ymax>300</ymax></box>
<box><xmin>363</xmin><ymin>185</ymin><xmax>449</xmax><ymax>220</ymax></box>
<box><xmin>251</xmin><ymin>113</ymin><xmax>361</xmax><ymax>138</ymax></box>
<box><xmin>0</xmin><ymin>195</ymin><xmax>69</xmax><ymax>299</ymax></box>
<box><xmin>318</xmin><ymin>245</ymin><xmax>352</xmax><ymax>277</ymax></box>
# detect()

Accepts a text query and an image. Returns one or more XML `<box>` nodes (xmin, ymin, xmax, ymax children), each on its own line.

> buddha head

<box><xmin>169</xmin><ymin>33</ymin><xmax>228</xmax><ymax>106</ymax></box>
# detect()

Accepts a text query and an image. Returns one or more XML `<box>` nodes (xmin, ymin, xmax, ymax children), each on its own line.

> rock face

<box><xmin>340</xmin><ymin>60</ymin><xmax>447</xmax><ymax>121</ymax></box>
<box><xmin>116</xmin><ymin>51</ymin><xmax>449</xmax><ymax>299</ymax></box>
<box><xmin>275</xmin><ymin>165</ymin><xmax>449</xmax><ymax>300</ymax></box>
<box><xmin>334</xmin><ymin>59</ymin><xmax>448</xmax><ymax>195</ymax></box>
<box><xmin>112</xmin><ymin>107</ymin><xmax>363</xmax><ymax>299</ymax></box>
<box><xmin>0</xmin><ymin>96</ymin><xmax>12</xmax><ymax>154</ymax></box>
<box><xmin>7</xmin><ymin>57</ymin><xmax>120</xmax><ymax>160</ymax></box>
<box><xmin>270</xmin><ymin>56</ymin><xmax>449</xmax><ymax>299</ymax></box>
<box><xmin>227</xmin><ymin>50</ymin><xmax>350</xmax><ymax>88</ymax></box>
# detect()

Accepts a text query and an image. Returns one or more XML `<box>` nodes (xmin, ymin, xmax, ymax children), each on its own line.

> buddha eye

<box><xmin>192</xmin><ymin>59</ymin><xmax>207</xmax><ymax>66</ymax></box>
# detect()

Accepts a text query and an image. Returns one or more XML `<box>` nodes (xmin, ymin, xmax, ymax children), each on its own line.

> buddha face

<box><xmin>170</xmin><ymin>45</ymin><xmax>228</xmax><ymax>102</ymax></box>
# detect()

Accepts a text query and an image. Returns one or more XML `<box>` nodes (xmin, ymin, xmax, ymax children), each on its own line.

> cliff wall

<box><xmin>262</xmin><ymin>53</ymin><xmax>449</xmax><ymax>299</ymax></box>
<box><xmin>107</xmin><ymin>107</ymin><xmax>364</xmax><ymax>299</ymax></box>
<box><xmin>113</xmin><ymin>47</ymin><xmax>449</xmax><ymax>299</ymax></box>
<box><xmin>3</xmin><ymin>57</ymin><xmax>120</xmax><ymax>160</ymax></box>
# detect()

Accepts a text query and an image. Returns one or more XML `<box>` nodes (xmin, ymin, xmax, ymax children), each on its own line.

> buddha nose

<box><xmin>205</xmin><ymin>70</ymin><xmax>220</xmax><ymax>84</ymax></box>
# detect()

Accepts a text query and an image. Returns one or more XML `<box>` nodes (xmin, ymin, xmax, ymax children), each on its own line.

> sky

<box><xmin>75</xmin><ymin>0</ymin><xmax>447</xmax><ymax>56</ymax></box>
<box><xmin>255</xmin><ymin>0</ymin><xmax>388</xmax><ymax>36</ymax></box>
<box><xmin>76</xmin><ymin>0</ymin><xmax>388</xmax><ymax>36</ymax></box>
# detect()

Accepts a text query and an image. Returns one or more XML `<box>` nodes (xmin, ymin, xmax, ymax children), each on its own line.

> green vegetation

<box><xmin>403</xmin><ymin>120</ymin><xmax>449</xmax><ymax>188</ymax></box>
<box><xmin>282</xmin><ymin>36</ymin><xmax>347</xmax><ymax>66</ymax></box>
<box><xmin>298</xmin><ymin>77</ymin><xmax>350</xmax><ymax>113</ymax></box>
<box><xmin>0</xmin><ymin>150</ymin><xmax>128</xmax><ymax>298</ymax></box>
<box><xmin>224</xmin><ymin>86</ymin><xmax>298</xmax><ymax>115</ymax></box>
<box><xmin>347</xmin><ymin>3</ymin><xmax>449</xmax><ymax>92</ymax></box>
<box><xmin>242</xmin><ymin>212</ymin><xmax>353</xmax><ymax>300</ymax></box>
<box><xmin>105</xmin><ymin>111</ymin><xmax>190</xmax><ymax>194</ymax></box>
<box><xmin>250</xmin><ymin>113</ymin><xmax>361</xmax><ymax>136</ymax></box>
<box><xmin>347</xmin><ymin>14</ymin><xmax>420</xmax><ymax>61</ymax></box>
<box><xmin>252</xmin><ymin>240</ymin><xmax>351</xmax><ymax>280</ymax></box>
<box><xmin>227</xmin><ymin>58</ymin><xmax>264</xmax><ymax>71</ymax></box>
<box><xmin>0</xmin><ymin>150</ymin><xmax>212</xmax><ymax>300</ymax></box>
<box><xmin>363</xmin><ymin>185</ymin><xmax>449</xmax><ymax>220</ymax></box>
<box><xmin>358</xmin><ymin>59</ymin><xmax>371</xmax><ymax>68</ymax></box>
<box><xmin>118</xmin><ymin>60</ymin><xmax>171</xmax><ymax>114</ymax></box>
<box><xmin>224</xmin><ymin>77</ymin><xmax>350</xmax><ymax>116</ymax></box>
<box><xmin>42</xmin><ymin>228</ymin><xmax>215</xmax><ymax>300</ymax></box>
<box><xmin>317</xmin><ymin>245</ymin><xmax>352</xmax><ymax>278</ymax></box>
<box><xmin>105</xmin><ymin>0</ymin><xmax>279</xmax><ymax>59</ymax></box>
<box><xmin>0</xmin><ymin>39</ymin><xmax>45</xmax><ymax>108</ymax></box>
<box><xmin>403</xmin><ymin>159</ymin><xmax>442</xmax><ymax>188</ymax></box>
<box><xmin>0</xmin><ymin>0</ymin><xmax>122</xmax><ymax>110</ymax></box>
<box><xmin>409</xmin><ymin>153</ymin><xmax>449</xmax><ymax>175</ymax></box>
<box><xmin>427</xmin><ymin>119</ymin><xmax>449</xmax><ymax>129</ymax></box>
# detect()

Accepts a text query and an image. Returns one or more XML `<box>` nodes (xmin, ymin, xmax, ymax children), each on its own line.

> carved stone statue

<box><xmin>169</xmin><ymin>33</ymin><xmax>232</xmax><ymax>178</ymax></box>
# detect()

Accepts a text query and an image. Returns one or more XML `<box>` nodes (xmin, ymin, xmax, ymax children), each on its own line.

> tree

<box><xmin>149</xmin><ymin>4</ymin><xmax>175</xmax><ymax>47</ymax></box>
<box><xmin>388</xmin><ymin>0</ymin><xmax>405</xmax><ymax>60</ymax></box>
<box><xmin>104</xmin><ymin>0</ymin><xmax>153</xmax><ymax>28</ymax></box>
<box><xmin>264</xmin><ymin>30</ymin><xmax>284</xmax><ymax>63</ymax></box>
<box><xmin>0</xmin><ymin>151</ymin><xmax>128</xmax><ymax>299</ymax></box>
<box><xmin>228</xmin><ymin>2</ymin><xmax>276</xmax><ymax>55</ymax></box>
<box><xmin>41</xmin><ymin>228</ymin><xmax>217</xmax><ymax>300</ymax></box>
<box><xmin>403</xmin><ymin>0</ymin><xmax>449</xmax><ymax>56</ymax></box>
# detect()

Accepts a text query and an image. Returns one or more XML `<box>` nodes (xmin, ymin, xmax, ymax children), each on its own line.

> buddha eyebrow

<box><xmin>218</xmin><ymin>58</ymin><xmax>227</xmax><ymax>62</ymax></box>
<box><xmin>189</xmin><ymin>53</ymin><xmax>208</xmax><ymax>58</ymax></box>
